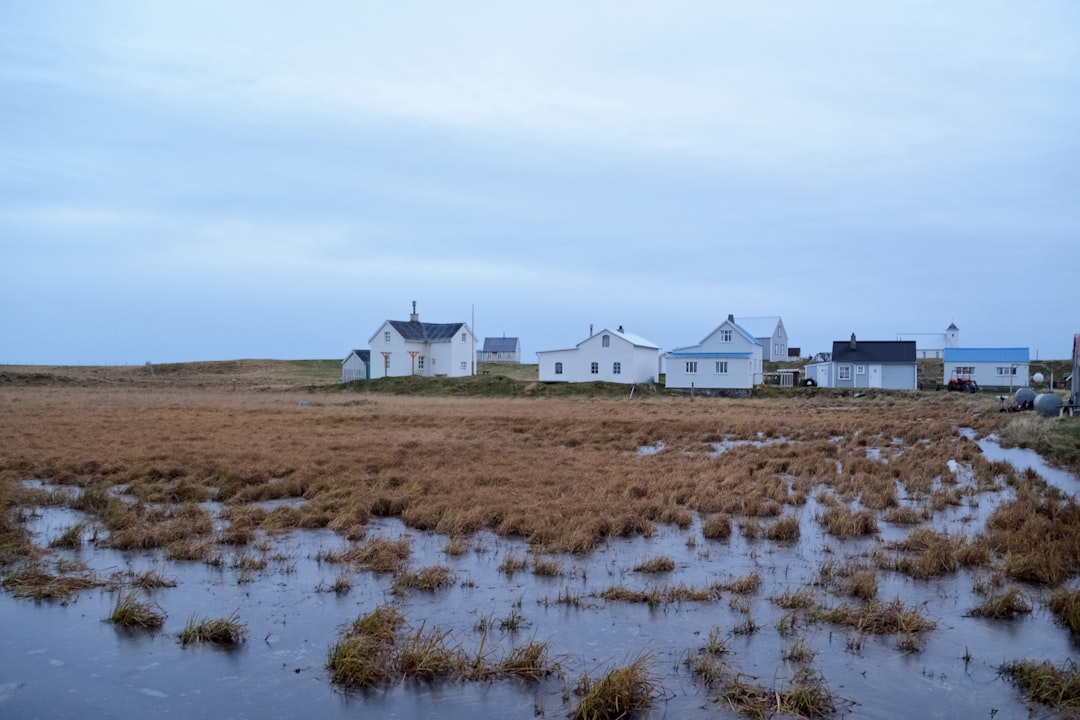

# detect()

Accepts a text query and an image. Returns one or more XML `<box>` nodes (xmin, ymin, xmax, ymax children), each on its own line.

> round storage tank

<box><xmin>1034</xmin><ymin>393</ymin><xmax>1064</xmax><ymax>418</ymax></box>
<box><xmin>1015</xmin><ymin>387</ymin><xmax>1036</xmax><ymax>407</ymax></box>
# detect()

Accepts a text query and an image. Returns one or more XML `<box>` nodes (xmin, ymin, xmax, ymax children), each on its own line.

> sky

<box><xmin>2</xmin><ymin>1</ymin><xmax>1078</xmax><ymax>365</ymax></box>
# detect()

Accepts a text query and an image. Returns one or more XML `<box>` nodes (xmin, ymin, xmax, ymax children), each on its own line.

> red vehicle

<box><xmin>947</xmin><ymin>372</ymin><xmax>979</xmax><ymax>393</ymax></box>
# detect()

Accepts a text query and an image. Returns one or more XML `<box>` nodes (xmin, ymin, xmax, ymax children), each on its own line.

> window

<box><xmin>775</xmin><ymin>343</ymin><xmax>781</xmax><ymax>356</ymax></box>
<box><xmin>461</xmin><ymin>332</ymin><xmax>467</xmax><ymax>343</ymax></box>
<box><xmin>856</xmin><ymin>365</ymin><xmax>865</xmax><ymax>375</ymax></box>
<box><xmin>613</xmin><ymin>362</ymin><xmax>621</xmax><ymax>375</ymax></box>
<box><xmin>838</xmin><ymin>366</ymin><xmax>851</xmax><ymax>381</ymax></box>
<box><xmin>384</xmin><ymin>331</ymin><xmax>391</xmax><ymax>343</ymax></box>
<box><xmin>555</xmin><ymin>362</ymin><xmax>563</xmax><ymax>375</ymax></box>
<box><xmin>996</xmin><ymin>366</ymin><xmax>1017</xmax><ymax>376</ymax></box>
<box><xmin>590</xmin><ymin>362</ymin><xmax>599</xmax><ymax>374</ymax></box>
<box><xmin>460</xmin><ymin>362</ymin><xmax>467</xmax><ymax>371</ymax></box>
<box><xmin>720</xmin><ymin>330</ymin><xmax>732</xmax><ymax>343</ymax></box>
<box><xmin>715</xmin><ymin>361</ymin><xmax>728</xmax><ymax>374</ymax></box>
<box><xmin>602</xmin><ymin>334</ymin><xmax>610</xmax><ymax>348</ymax></box>
<box><xmin>955</xmin><ymin>366</ymin><xmax>974</xmax><ymax>375</ymax></box>
<box><xmin>418</xmin><ymin>356</ymin><xmax>425</xmax><ymax>370</ymax></box>
<box><xmin>685</xmin><ymin>361</ymin><xmax>698</xmax><ymax>374</ymax></box>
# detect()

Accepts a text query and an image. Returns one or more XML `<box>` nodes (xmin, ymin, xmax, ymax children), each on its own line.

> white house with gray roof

<box><xmin>537</xmin><ymin>326</ymin><xmax>660</xmax><ymax>384</ymax></box>
<box><xmin>665</xmin><ymin>314</ymin><xmax>763</xmax><ymax>395</ymax></box>
<box><xmin>368</xmin><ymin>302</ymin><xmax>475</xmax><ymax>378</ymax></box>
<box><xmin>478</xmin><ymin>336</ymin><xmax>521</xmax><ymax>363</ymax></box>
<box><xmin>735</xmin><ymin>316</ymin><xmax>788</xmax><ymax>362</ymax></box>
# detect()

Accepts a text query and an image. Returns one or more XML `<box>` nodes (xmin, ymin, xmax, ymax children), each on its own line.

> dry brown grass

<box><xmin>0</xmin><ymin>371</ymin><xmax>1029</xmax><ymax>562</ymax></box>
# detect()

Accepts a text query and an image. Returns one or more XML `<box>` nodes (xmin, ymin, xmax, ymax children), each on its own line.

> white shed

<box><xmin>943</xmin><ymin>348</ymin><xmax>1030</xmax><ymax>389</ymax></box>
<box><xmin>537</xmin><ymin>327</ymin><xmax>660</xmax><ymax>384</ymax></box>
<box><xmin>340</xmin><ymin>349</ymin><xmax>370</xmax><ymax>382</ymax></box>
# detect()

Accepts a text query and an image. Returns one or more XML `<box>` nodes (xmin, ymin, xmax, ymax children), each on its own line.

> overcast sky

<box><xmin>3</xmin><ymin>1</ymin><xmax>1078</xmax><ymax>365</ymax></box>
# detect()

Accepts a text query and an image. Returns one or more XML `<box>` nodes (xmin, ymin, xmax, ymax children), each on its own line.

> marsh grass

<box><xmin>2</xmin><ymin>563</ymin><xmax>101</xmax><ymax>600</ymax></box>
<box><xmin>531</xmin><ymin>556</ymin><xmax>562</xmax><ymax>576</ymax></box>
<box><xmin>819</xmin><ymin>507</ymin><xmax>878</xmax><ymax>538</ymax></box>
<box><xmin>496</xmin><ymin>640</ymin><xmax>556</xmax><ymax>679</ymax></box>
<box><xmin>342</xmin><ymin>536</ymin><xmax>412</xmax><ymax>574</ymax></box>
<box><xmin>178</xmin><ymin>612</ymin><xmax>246</xmax><ymax>645</ymax></box>
<box><xmin>571</xmin><ymin>655</ymin><xmax>655</xmax><ymax>720</ymax></box>
<box><xmin>498</xmin><ymin>554</ymin><xmax>529</xmax><ymax>576</ymax></box>
<box><xmin>701</xmin><ymin>514</ymin><xmax>732</xmax><ymax>540</ymax></box>
<box><xmin>968</xmin><ymin>587</ymin><xmax>1032</xmax><ymax>619</ymax></box>
<box><xmin>819</xmin><ymin>598</ymin><xmax>936</xmax><ymax>635</ymax></box>
<box><xmin>106</xmin><ymin>568</ymin><xmax>176</xmax><ymax>591</ymax></box>
<box><xmin>49</xmin><ymin>522</ymin><xmax>85</xmax><ymax>549</ymax></box>
<box><xmin>633</xmin><ymin>555</ymin><xmax>675</xmax><ymax>573</ymax></box>
<box><xmin>392</xmin><ymin>565</ymin><xmax>455</xmax><ymax>594</ymax></box>
<box><xmin>108</xmin><ymin>591</ymin><xmax>166</xmax><ymax>629</ymax></box>
<box><xmin>1049</xmin><ymin>588</ymin><xmax>1080</xmax><ymax>634</ymax></box>
<box><xmin>1001</xmin><ymin>658</ymin><xmax>1080</xmax><ymax>713</ymax></box>
<box><xmin>765</xmin><ymin>515</ymin><xmax>800</xmax><ymax>544</ymax></box>
<box><xmin>721</xmin><ymin>669</ymin><xmax>837</xmax><ymax>719</ymax></box>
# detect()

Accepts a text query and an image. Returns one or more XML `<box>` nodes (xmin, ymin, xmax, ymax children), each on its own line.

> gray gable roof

<box><xmin>482</xmin><ymin>337</ymin><xmax>519</xmax><ymax>352</ymax></box>
<box><xmin>831</xmin><ymin>340</ymin><xmax>915</xmax><ymax>364</ymax></box>
<box><xmin>347</xmin><ymin>349</ymin><xmax>371</xmax><ymax>363</ymax></box>
<box><xmin>388</xmin><ymin>320</ymin><xmax>465</xmax><ymax>342</ymax></box>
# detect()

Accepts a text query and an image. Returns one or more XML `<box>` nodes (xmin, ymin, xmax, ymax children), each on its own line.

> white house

<box><xmin>368</xmin><ymin>302</ymin><xmax>476</xmax><ymax>378</ymax></box>
<box><xmin>477</xmin><ymin>336</ymin><xmax>521</xmax><ymax>363</ymax></box>
<box><xmin>537</xmin><ymin>326</ymin><xmax>660</xmax><ymax>384</ymax></box>
<box><xmin>665</xmin><ymin>314</ymin><xmax>763</xmax><ymax>396</ymax></box>
<box><xmin>898</xmin><ymin>323</ymin><xmax>960</xmax><ymax>359</ymax></box>
<box><xmin>943</xmin><ymin>347</ymin><xmax>1030</xmax><ymax>389</ymax></box>
<box><xmin>735</xmin><ymin>316</ymin><xmax>788</xmax><ymax>362</ymax></box>
<box><xmin>804</xmin><ymin>336</ymin><xmax>917</xmax><ymax>390</ymax></box>
<box><xmin>340</xmin><ymin>349</ymin><xmax>370</xmax><ymax>382</ymax></box>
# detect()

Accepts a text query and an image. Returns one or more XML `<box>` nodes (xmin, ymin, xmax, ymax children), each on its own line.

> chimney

<box><xmin>617</xmin><ymin>325</ymin><xmax>624</xmax><ymax>333</ymax></box>
<box><xmin>728</xmin><ymin>314</ymin><xmax>735</xmax><ymax>322</ymax></box>
<box><xmin>410</xmin><ymin>301</ymin><xmax>419</xmax><ymax>323</ymax></box>
<box><xmin>850</xmin><ymin>333</ymin><xmax>857</xmax><ymax>350</ymax></box>
<box><xmin>589</xmin><ymin>324</ymin><xmax>593</xmax><ymax>337</ymax></box>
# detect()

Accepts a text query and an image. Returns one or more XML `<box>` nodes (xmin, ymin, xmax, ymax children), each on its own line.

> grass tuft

<box><xmin>178</xmin><ymin>612</ymin><xmax>246</xmax><ymax>645</ymax></box>
<box><xmin>571</xmin><ymin>655</ymin><xmax>655</xmax><ymax>720</ymax></box>
<box><xmin>108</xmin><ymin>591</ymin><xmax>166</xmax><ymax>629</ymax></box>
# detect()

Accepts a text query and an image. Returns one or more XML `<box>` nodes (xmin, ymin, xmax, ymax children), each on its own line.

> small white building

<box><xmin>537</xmin><ymin>326</ymin><xmax>660</xmax><ymax>384</ymax></box>
<box><xmin>898</xmin><ymin>323</ymin><xmax>960</xmax><ymax>359</ymax></box>
<box><xmin>735</xmin><ymin>316</ymin><xmax>788</xmax><ymax>362</ymax></box>
<box><xmin>477</xmin><ymin>336</ymin><xmax>521</xmax><ymax>363</ymax></box>
<box><xmin>943</xmin><ymin>347</ymin><xmax>1030</xmax><ymax>389</ymax></box>
<box><xmin>368</xmin><ymin>302</ymin><xmax>476</xmax><ymax>378</ymax></box>
<box><xmin>340</xmin><ymin>349</ymin><xmax>370</xmax><ymax>382</ymax></box>
<box><xmin>665</xmin><ymin>315</ymin><xmax>763</xmax><ymax>396</ymax></box>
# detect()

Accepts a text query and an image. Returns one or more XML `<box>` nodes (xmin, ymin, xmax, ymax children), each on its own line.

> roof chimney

<box><xmin>589</xmin><ymin>324</ymin><xmax>593</xmax><ymax>337</ymax></box>
<box><xmin>617</xmin><ymin>325</ymin><xmax>624</xmax><ymax>333</ymax></box>
<box><xmin>410</xmin><ymin>301</ymin><xmax>419</xmax><ymax>323</ymax></box>
<box><xmin>728</xmin><ymin>314</ymin><xmax>734</xmax><ymax>322</ymax></box>
<box><xmin>850</xmin><ymin>333</ymin><xmax>857</xmax><ymax>350</ymax></box>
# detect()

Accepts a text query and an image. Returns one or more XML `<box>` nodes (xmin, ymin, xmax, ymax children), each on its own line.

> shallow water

<box><xmin>3</xmin><ymin>437</ymin><xmax>1080</xmax><ymax>719</ymax></box>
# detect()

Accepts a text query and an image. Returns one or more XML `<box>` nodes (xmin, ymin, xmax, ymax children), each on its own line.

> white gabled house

<box><xmin>735</xmin><ymin>316</ymin><xmax>788</xmax><ymax>362</ymax></box>
<box><xmin>664</xmin><ymin>314</ymin><xmax>763</xmax><ymax>396</ymax></box>
<box><xmin>368</xmin><ymin>302</ymin><xmax>476</xmax><ymax>378</ymax></box>
<box><xmin>537</xmin><ymin>326</ymin><xmax>660</xmax><ymax>384</ymax></box>
<box><xmin>340</xmin><ymin>349</ymin><xmax>370</xmax><ymax>382</ymax></box>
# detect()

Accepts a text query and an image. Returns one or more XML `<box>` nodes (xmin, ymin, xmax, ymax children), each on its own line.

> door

<box><xmin>869</xmin><ymin>365</ymin><xmax>882</xmax><ymax>388</ymax></box>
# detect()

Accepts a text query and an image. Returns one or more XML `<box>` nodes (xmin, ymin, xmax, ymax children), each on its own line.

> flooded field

<box><xmin>2</xmin><ymin>383</ymin><xmax>1079</xmax><ymax>718</ymax></box>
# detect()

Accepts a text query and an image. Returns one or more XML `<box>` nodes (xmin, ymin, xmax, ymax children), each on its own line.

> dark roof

<box><xmin>831</xmin><ymin>340</ymin><xmax>915</xmax><ymax>364</ymax></box>
<box><xmin>482</xmin><ymin>337</ymin><xmax>519</xmax><ymax>352</ymax></box>
<box><xmin>345</xmin><ymin>349</ymin><xmax>370</xmax><ymax>362</ymax></box>
<box><xmin>388</xmin><ymin>320</ymin><xmax>465</xmax><ymax>342</ymax></box>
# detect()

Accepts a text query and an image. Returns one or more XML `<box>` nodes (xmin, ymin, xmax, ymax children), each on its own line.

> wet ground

<box><xmin>2</xmin><ymin>438</ymin><xmax>1078</xmax><ymax>719</ymax></box>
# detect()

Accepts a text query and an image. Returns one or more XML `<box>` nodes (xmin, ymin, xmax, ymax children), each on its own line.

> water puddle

<box><xmin>4</xmin><ymin>435</ymin><xmax>1080</xmax><ymax>718</ymax></box>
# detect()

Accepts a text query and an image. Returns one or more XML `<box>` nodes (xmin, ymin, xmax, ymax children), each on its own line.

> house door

<box><xmin>869</xmin><ymin>365</ymin><xmax>882</xmax><ymax>388</ymax></box>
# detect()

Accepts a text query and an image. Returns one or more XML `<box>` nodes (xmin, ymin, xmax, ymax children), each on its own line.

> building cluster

<box><xmin>342</xmin><ymin>303</ymin><xmax>1044</xmax><ymax>396</ymax></box>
